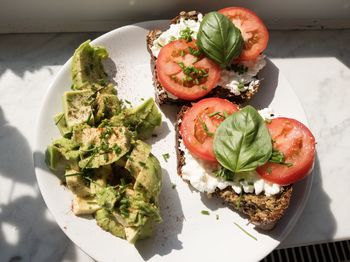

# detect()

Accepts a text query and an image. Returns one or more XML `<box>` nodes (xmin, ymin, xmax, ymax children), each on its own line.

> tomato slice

<box><xmin>218</xmin><ymin>7</ymin><xmax>269</xmax><ymax>60</ymax></box>
<box><xmin>180</xmin><ymin>98</ymin><xmax>239</xmax><ymax>162</ymax></box>
<box><xmin>156</xmin><ymin>40</ymin><xmax>221</xmax><ymax>100</ymax></box>
<box><xmin>257</xmin><ymin>118</ymin><xmax>316</xmax><ymax>185</ymax></box>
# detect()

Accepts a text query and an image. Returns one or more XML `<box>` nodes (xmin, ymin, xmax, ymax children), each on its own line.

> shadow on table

<box><xmin>0</xmin><ymin>107</ymin><xmax>77</xmax><ymax>262</ymax></box>
<box><xmin>0</xmin><ymin>32</ymin><xmax>102</xmax><ymax>78</ymax></box>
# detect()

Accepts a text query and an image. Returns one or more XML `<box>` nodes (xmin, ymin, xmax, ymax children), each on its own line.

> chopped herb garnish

<box><xmin>180</xmin><ymin>50</ymin><xmax>185</xmax><ymax>57</ymax></box>
<box><xmin>86</xmin><ymin>112</ymin><xmax>93</xmax><ymax>124</ymax></box>
<box><xmin>139</xmin><ymin>161</ymin><xmax>146</xmax><ymax>167</ymax></box>
<box><xmin>201</xmin><ymin>86</ymin><xmax>208</xmax><ymax>90</ymax></box>
<box><xmin>208</xmin><ymin>111</ymin><xmax>226</xmax><ymax>119</ymax></box>
<box><xmin>266</xmin><ymin>166</ymin><xmax>272</xmax><ymax>174</ymax></box>
<box><xmin>179</xmin><ymin>27</ymin><xmax>193</xmax><ymax>42</ymax></box>
<box><xmin>140</xmin><ymin>98</ymin><xmax>145</xmax><ymax>101</ymax></box>
<box><xmin>113</xmin><ymin>145</ymin><xmax>122</xmax><ymax>155</ymax></box>
<box><xmin>269</xmin><ymin>149</ymin><xmax>293</xmax><ymax>167</ymax></box>
<box><xmin>171</xmin><ymin>183</ymin><xmax>176</xmax><ymax>189</ymax></box>
<box><xmin>237</xmin><ymin>82</ymin><xmax>245</xmax><ymax>91</ymax></box>
<box><xmin>189</xmin><ymin>46</ymin><xmax>202</xmax><ymax>57</ymax></box>
<box><xmin>55</xmin><ymin>114</ymin><xmax>64</xmax><ymax>125</ymax></box>
<box><xmin>162</xmin><ymin>153</ymin><xmax>170</xmax><ymax>162</ymax></box>
<box><xmin>214</xmin><ymin>166</ymin><xmax>235</xmax><ymax>181</ymax></box>
<box><xmin>157</xmin><ymin>43</ymin><xmax>164</xmax><ymax>48</ymax></box>
<box><xmin>64</xmin><ymin>172</ymin><xmax>82</xmax><ymax>177</ymax></box>
<box><xmin>201</xmin><ymin>210</ymin><xmax>210</xmax><ymax>215</ymax></box>
<box><xmin>124</xmin><ymin>100</ymin><xmax>131</xmax><ymax>105</ymax></box>
<box><xmin>234</xmin><ymin>222</ymin><xmax>257</xmax><ymax>241</ymax></box>
<box><xmin>216</xmin><ymin>214</ymin><xmax>219</xmax><ymax>220</ymax></box>
<box><xmin>199</xmin><ymin>118</ymin><xmax>214</xmax><ymax>137</ymax></box>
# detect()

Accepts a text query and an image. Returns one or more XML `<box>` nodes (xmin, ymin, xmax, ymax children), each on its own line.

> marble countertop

<box><xmin>0</xmin><ymin>29</ymin><xmax>349</xmax><ymax>261</ymax></box>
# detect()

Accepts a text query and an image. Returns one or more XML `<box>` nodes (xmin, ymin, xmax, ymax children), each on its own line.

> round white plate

<box><xmin>34</xmin><ymin>20</ymin><xmax>313</xmax><ymax>262</ymax></box>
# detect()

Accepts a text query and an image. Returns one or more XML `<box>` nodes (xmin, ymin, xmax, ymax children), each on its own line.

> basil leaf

<box><xmin>197</xmin><ymin>12</ymin><xmax>244</xmax><ymax>67</ymax></box>
<box><xmin>213</xmin><ymin>106</ymin><xmax>272</xmax><ymax>173</ymax></box>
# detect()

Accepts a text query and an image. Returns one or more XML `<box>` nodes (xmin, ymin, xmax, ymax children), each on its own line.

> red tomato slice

<box><xmin>180</xmin><ymin>98</ymin><xmax>239</xmax><ymax>162</ymax></box>
<box><xmin>257</xmin><ymin>118</ymin><xmax>316</xmax><ymax>185</ymax></box>
<box><xmin>218</xmin><ymin>7</ymin><xmax>269</xmax><ymax>60</ymax></box>
<box><xmin>156</xmin><ymin>40</ymin><xmax>221</xmax><ymax>100</ymax></box>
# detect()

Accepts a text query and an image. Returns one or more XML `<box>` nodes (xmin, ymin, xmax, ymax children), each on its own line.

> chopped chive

<box><xmin>171</xmin><ymin>183</ymin><xmax>176</xmax><ymax>189</ymax></box>
<box><xmin>201</xmin><ymin>210</ymin><xmax>210</xmax><ymax>215</ymax></box>
<box><xmin>234</xmin><ymin>222</ymin><xmax>257</xmax><ymax>241</ymax></box>
<box><xmin>124</xmin><ymin>100</ymin><xmax>131</xmax><ymax>105</ymax></box>
<box><xmin>162</xmin><ymin>153</ymin><xmax>170</xmax><ymax>162</ymax></box>
<box><xmin>208</xmin><ymin>111</ymin><xmax>226</xmax><ymax>118</ymax></box>
<box><xmin>64</xmin><ymin>172</ymin><xmax>82</xmax><ymax>177</ymax></box>
<box><xmin>216</xmin><ymin>214</ymin><xmax>219</xmax><ymax>220</ymax></box>
<box><xmin>199</xmin><ymin>118</ymin><xmax>214</xmax><ymax>137</ymax></box>
<box><xmin>201</xmin><ymin>86</ymin><xmax>207</xmax><ymax>90</ymax></box>
<box><xmin>55</xmin><ymin>114</ymin><xmax>64</xmax><ymax>125</ymax></box>
<box><xmin>266</xmin><ymin>166</ymin><xmax>272</xmax><ymax>174</ymax></box>
<box><xmin>86</xmin><ymin>112</ymin><xmax>93</xmax><ymax>124</ymax></box>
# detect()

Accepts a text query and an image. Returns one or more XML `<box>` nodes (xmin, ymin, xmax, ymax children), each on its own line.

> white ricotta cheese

<box><xmin>151</xmin><ymin>14</ymin><xmax>203</xmax><ymax>58</ymax></box>
<box><xmin>179</xmin><ymin>139</ymin><xmax>282</xmax><ymax>196</ymax></box>
<box><xmin>218</xmin><ymin>55</ymin><xmax>266</xmax><ymax>95</ymax></box>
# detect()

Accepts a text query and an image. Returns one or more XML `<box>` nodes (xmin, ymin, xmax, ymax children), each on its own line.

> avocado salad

<box><xmin>45</xmin><ymin>40</ymin><xmax>163</xmax><ymax>243</ymax></box>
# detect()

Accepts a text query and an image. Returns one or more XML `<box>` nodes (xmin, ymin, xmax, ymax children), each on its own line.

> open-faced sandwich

<box><xmin>45</xmin><ymin>41</ymin><xmax>163</xmax><ymax>243</ymax></box>
<box><xmin>176</xmin><ymin>98</ymin><xmax>316</xmax><ymax>229</ymax></box>
<box><xmin>147</xmin><ymin>7</ymin><xmax>269</xmax><ymax>105</ymax></box>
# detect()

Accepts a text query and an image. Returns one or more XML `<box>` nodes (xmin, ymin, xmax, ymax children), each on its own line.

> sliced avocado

<box><xmin>138</xmin><ymin>218</ymin><xmax>155</xmax><ymax>240</ymax></box>
<box><xmin>90</xmin><ymin>165</ymin><xmax>112</xmax><ymax>195</ymax></box>
<box><xmin>78</xmin><ymin>126</ymin><xmax>131</xmax><ymax>169</ymax></box>
<box><xmin>95</xmin><ymin>209</ymin><xmax>126</xmax><ymax>238</ymax></box>
<box><xmin>71</xmin><ymin>40</ymin><xmax>109</xmax><ymax>91</ymax></box>
<box><xmin>54</xmin><ymin>112</ymin><xmax>72</xmax><ymax>138</ymax></box>
<box><xmin>72</xmin><ymin>195</ymin><xmax>100</xmax><ymax>215</ymax></box>
<box><xmin>124</xmin><ymin>227</ymin><xmax>140</xmax><ymax>244</ymax></box>
<box><xmin>65</xmin><ymin>170</ymin><xmax>90</xmax><ymax>198</ymax></box>
<box><xmin>52</xmin><ymin>137</ymin><xmax>80</xmax><ymax>160</ymax></box>
<box><xmin>71</xmin><ymin>123</ymin><xmax>91</xmax><ymax>145</ymax></box>
<box><xmin>107</xmin><ymin>98</ymin><xmax>161</xmax><ymax>139</ymax></box>
<box><xmin>125</xmin><ymin>140</ymin><xmax>151</xmax><ymax>179</ymax></box>
<box><xmin>134</xmin><ymin>154</ymin><xmax>162</xmax><ymax>199</ymax></box>
<box><xmin>95</xmin><ymin>93</ymin><xmax>122</xmax><ymax>124</ymax></box>
<box><xmin>45</xmin><ymin>145</ymin><xmax>62</xmax><ymax>170</ymax></box>
<box><xmin>63</xmin><ymin>90</ymin><xmax>94</xmax><ymax>128</ymax></box>
<box><xmin>135</xmin><ymin>99</ymin><xmax>162</xmax><ymax>139</ymax></box>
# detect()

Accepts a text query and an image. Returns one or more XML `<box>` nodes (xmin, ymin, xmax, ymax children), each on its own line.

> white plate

<box><xmin>34</xmin><ymin>20</ymin><xmax>313</xmax><ymax>262</ymax></box>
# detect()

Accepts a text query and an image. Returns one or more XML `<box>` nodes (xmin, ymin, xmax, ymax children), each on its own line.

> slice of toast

<box><xmin>146</xmin><ymin>11</ymin><xmax>262</xmax><ymax>105</ymax></box>
<box><xmin>175</xmin><ymin>106</ymin><xmax>293</xmax><ymax>230</ymax></box>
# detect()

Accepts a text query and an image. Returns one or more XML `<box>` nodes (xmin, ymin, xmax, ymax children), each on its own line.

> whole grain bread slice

<box><xmin>175</xmin><ymin>105</ymin><xmax>293</xmax><ymax>230</ymax></box>
<box><xmin>146</xmin><ymin>11</ymin><xmax>261</xmax><ymax>105</ymax></box>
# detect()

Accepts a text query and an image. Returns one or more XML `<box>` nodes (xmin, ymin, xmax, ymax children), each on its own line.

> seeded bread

<box><xmin>146</xmin><ymin>11</ymin><xmax>261</xmax><ymax>105</ymax></box>
<box><xmin>175</xmin><ymin>105</ymin><xmax>293</xmax><ymax>230</ymax></box>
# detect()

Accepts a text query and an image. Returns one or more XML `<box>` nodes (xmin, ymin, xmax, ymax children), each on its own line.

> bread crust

<box><xmin>175</xmin><ymin>105</ymin><xmax>293</xmax><ymax>230</ymax></box>
<box><xmin>146</xmin><ymin>11</ymin><xmax>261</xmax><ymax>105</ymax></box>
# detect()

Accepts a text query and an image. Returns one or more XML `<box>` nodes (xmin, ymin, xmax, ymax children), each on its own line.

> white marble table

<box><xmin>0</xmin><ymin>30</ymin><xmax>349</xmax><ymax>261</ymax></box>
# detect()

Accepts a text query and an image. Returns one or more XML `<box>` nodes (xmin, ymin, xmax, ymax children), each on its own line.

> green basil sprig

<box><xmin>197</xmin><ymin>12</ymin><xmax>244</xmax><ymax>67</ymax></box>
<box><xmin>213</xmin><ymin>106</ymin><xmax>272</xmax><ymax>173</ymax></box>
